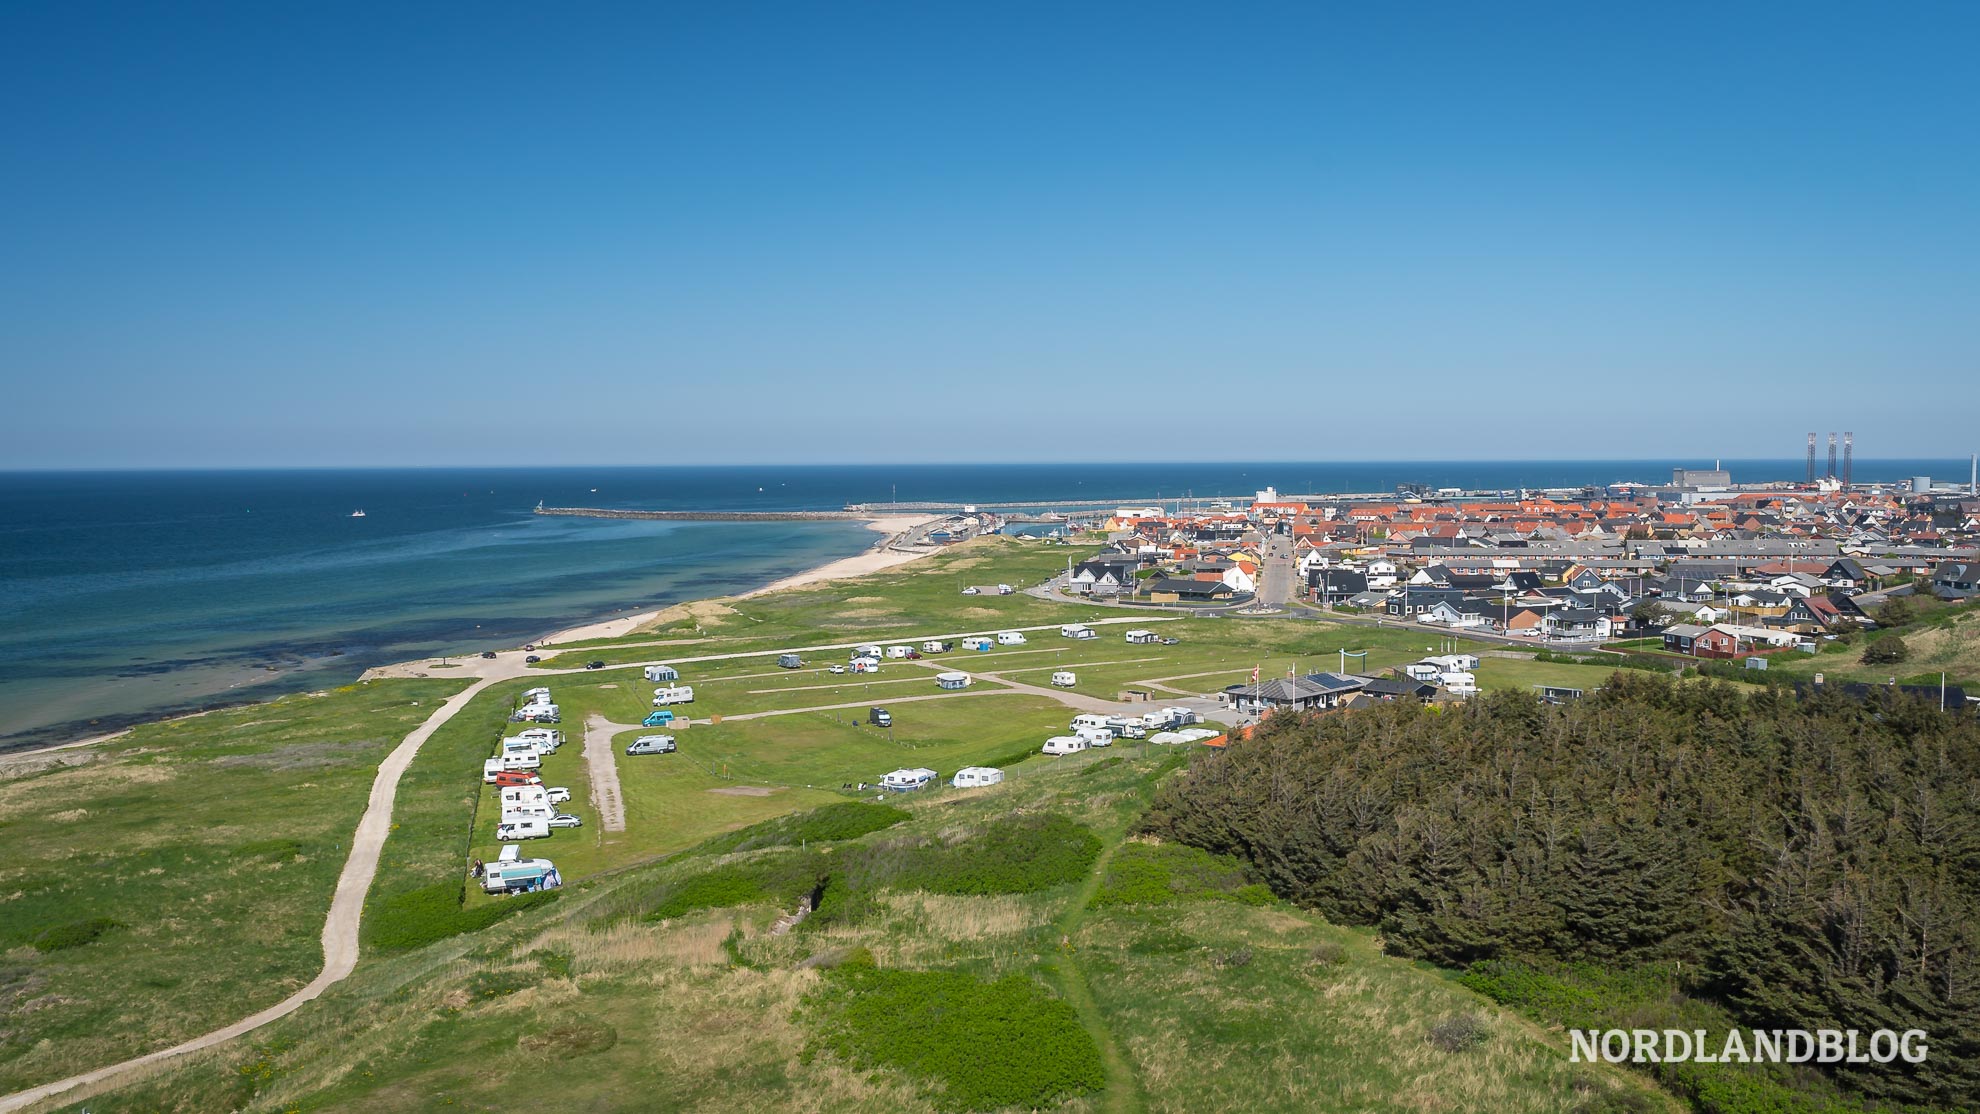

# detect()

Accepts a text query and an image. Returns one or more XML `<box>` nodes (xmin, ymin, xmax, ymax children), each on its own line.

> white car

<box><xmin>961</xmin><ymin>586</ymin><xmax>980</xmax><ymax>595</ymax></box>
<box><xmin>827</xmin><ymin>664</ymin><xmax>847</xmax><ymax>674</ymax></box>
<box><xmin>545</xmin><ymin>787</ymin><xmax>572</xmax><ymax>805</ymax></box>
<box><xmin>548</xmin><ymin>813</ymin><xmax>583</xmax><ymax>829</ymax></box>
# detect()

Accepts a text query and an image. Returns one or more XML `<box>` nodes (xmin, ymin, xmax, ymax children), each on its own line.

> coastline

<box><xmin>538</xmin><ymin>514</ymin><xmax>940</xmax><ymax>644</ymax></box>
<box><xmin>4</xmin><ymin>515</ymin><xmax>945</xmax><ymax>758</ymax></box>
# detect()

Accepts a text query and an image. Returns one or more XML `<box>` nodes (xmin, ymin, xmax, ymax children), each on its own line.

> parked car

<box><xmin>523</xmin><ymin>644</ymin><xmax>536</xmax><ymax>651</ymax></box>
<box><xmin>869</xmin><ymin>707</ymin><xmax>892</xmax><ymax>728</ymax></box>
<box><xmin>627</xmin><ymin>735</ymin><xmax>677</xmax><ymax>755</ymax></box>
<box><xmin>545</xmin><ymin>787</ymin><xmax>572</xmax><ymax>805</ymax></box>
<box><xmin>642</xmin><ymin>709</ymin><xmax>676</xmax><ymax>727</ymax></box>
<box><xmin>961</xmin><ymin>586</ymin><xmax>980</xmax><ymax>595</ymax></box>
<box><xmin>524</xmin><ymin>654</ymin><xmax>541</xmax><ymax>664</ymax></box>
<box><xmin>547</xmin><ymin>813</ymin><xmax>583</xmax><ymax>829</ymax></box>
<box><xmin>481</xmin><ymin>650</ymin><xmax>498</xmax><ymax>659</ymax></box>
<box><xmin>827</xmin><ymin>664</ymin><xmax>847</xmax><ymax>674</ymax></box>
<box><xmin>585</xmin><ymin>660</ymin><xmax>606</xmax><ymax>670</ymax></box>
<box><xmin>1161</xmin><ymin>637</ymin><xmax>1181</xmax><ymax>645</ymax></box>
<box><xmin>906</xmin><ymin>651</ymin><xmax>922</xmax><ymax>659</ymax></box>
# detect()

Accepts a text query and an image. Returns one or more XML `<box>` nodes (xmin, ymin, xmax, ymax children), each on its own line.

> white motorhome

<box><xmin>1422</xmin><ymin>653</ymin><xmax>1481</xmax><ymax>673</ymax></box>
<box><xmin>500</xmin><ymin>737</ymin><xmax>545</xmax><ymax>759</ymax></box>
<box><xmin>885</xmin><ymin>645</ymin><xmax>914</xmax><ymax>659</ymax></box>
<box><xmin>935</xmin><ymin>671</ymin><xmax>971</xmax><ymax>690</ymax></box>
<box><xmin>1051</xmin><ymin>670</ymin><xmax>1077</xmax><ymax>688</ymax></box>
<box><xmin>495</xmin><ymin>818</ymin><xmax>550</xmax><ymax>841</ymax></box>
<box><xmin>1403</xmin><ymin>662</ymin><xmax>1443</xmax><ymax>683</ymax></box>
<box><xmin>483</xmin><ymin>857</ymin><xmax>560</xmax><ymax>894</ymax></box>
<box><xmin>520</xmin><ymin>687</ymin><xmax>552</xmax><ymax>704</ymax></box>
<box><xmin>483</xmin><ymin>753</ymin><xmax>540</xmax><ymax>781</ymax></box>
<box><xmin>1075</xmin><ymin>726</ymin><xmax>1115</xmax><ymax>747</ymax></box>
<box><xmin>514</xmin><ymin>703</ymin><xmax>561</xmax><ymax>723</ymax></box>
<box><xmin>651</xmin><ymin>685</ymin><xmax>695</xmax><ymax>705</ymax></box>
<box><xmin>1125</xmin><ymin>629</ymin><xmax>1159</xmax><ymax>644</ymax></box>
<box><xmin>1069</xmin><ymin>714</ymin><xmax>1112</xmax><ymax>734</ymax></box>
<box><xmin>514</xmin><ymin>727</ymin><xmax>563</xmax><ymax>751</ymax></box>
<box><xmin>501</xmin><ymin>803</ymin><xmax>555</xmax><ymax>825</ymax></box>
<box><xmin>849</xmin><ymin>657</ymin><xmax>881</xmax><ymax>674</ymax></box>
<box><xmin>852</xmin><ymin>644</ymin><xmax>884</xmax><ymax>661</ymax></box>
<box><xmin>951</xmin><ymin>767</ymin><xmax>1003</xmax><ymax>788</ymax></box>
<box><xmin>1042</xmin><ymin>736</ymin><xmax>1089</xmax><ymax>756</ymax></box>
<box><xmin>1440</xmin><ymin>671</ymin><xmax>1478</xmax><ymax>696</ymax></box>
<box><xmin>995</xmin><ymin>630</ymin><xmax>1027</xmax><ymax>645</ymax></box>
<box><xmin>643</xmin><ymin>664</ymin><xmax>680</xmax><ymax>683</ymax></box>
<box><xmin>500</xmin><ymin>785</ymin><xmax>550</xmax><ymax>811</ymax></box>
<box><xmin>879</xmin><ymin>767</ymin><xmax>937</xmax><ymax>792</ymax></box>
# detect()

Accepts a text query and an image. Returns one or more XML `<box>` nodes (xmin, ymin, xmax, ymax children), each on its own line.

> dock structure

<box><xmin>534</xmin><ymin>507</ymin><xmax>867</xmax><ymax>522</ymax></box>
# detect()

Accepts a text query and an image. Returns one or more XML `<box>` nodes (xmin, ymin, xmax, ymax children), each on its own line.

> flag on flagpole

<box><xmin>1250</xmin><ymin>664</ymin><xmax>1260</xmax><ymax>684</ymax></box>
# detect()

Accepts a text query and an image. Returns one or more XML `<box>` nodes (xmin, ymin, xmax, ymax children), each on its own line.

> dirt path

<box><xmin>0</xmin><ymin>675</ymin><xmax>500</xmax><ymax>1114</ymax></box>
<box><xmin>582</xmin><ymin>714</ymin><xmax>630</xmax><ymax>832</ymax></box>
<box><xmin>1050</xmin><ymin>839</ymin><xmax>1144</xmax><ymax>1114</ymax></box>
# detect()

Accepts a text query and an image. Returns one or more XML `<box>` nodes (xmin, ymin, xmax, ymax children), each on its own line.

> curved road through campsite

<box><xmin>0</xmin><ymin>614</ymin><xmax>1188</xmax><ymax>1110</ymax></box>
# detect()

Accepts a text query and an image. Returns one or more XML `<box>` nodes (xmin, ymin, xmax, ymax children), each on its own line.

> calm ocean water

<box><xmin>2</xmin><ymin>460</ymin><xmax>1967</xmax><ymax>748</ymax></box>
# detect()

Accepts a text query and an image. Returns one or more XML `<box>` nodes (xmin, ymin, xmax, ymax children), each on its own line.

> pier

<box><xmin>534</xmin><ymin>507</ymin><xmax>868</xmax><ymax>522</ymax></box>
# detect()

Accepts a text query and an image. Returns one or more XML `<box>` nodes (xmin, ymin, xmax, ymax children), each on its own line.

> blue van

<box><xmin>642</xmin><ymin>709</ymin><xmax>676</xmax><ymax>727</ymax></box>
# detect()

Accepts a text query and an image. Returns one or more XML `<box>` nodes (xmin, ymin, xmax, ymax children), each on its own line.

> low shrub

<box><xmin>1307</xmin><ymin>942</ymin><xmax>1347</xmax><ymax>966</ymax></box>
<box><xmin>689</xmin><ymin>802</ymin><xmax>909</xmax><ymax>858</ymax></box>
<box><xmin>646</xmin><ymin>852</ymin><xmax>827</xmax><ymax>920</ymax></box>
<box><xmin>1214</xmin><ymin>946</ymin><xmax>1254</xmax><ymax>969</ymax></box>
<box><xmin>1426</xmin><ymin>1013</ymin><xmax>1489</xmax><ymax>1053</ymax></box>
<box><xmin>366</xmin><ymin>881</ymin><xmax>559</xmax><ymax>953</ymax></box>
<box><xmin>802</xmin><ymin>967</ymin><xmax>1105</xmax><ymax>1111</ymax></box>
<box><xmin>1091</xmin><ymin>841</ymin><xmax>1274</xmax><ymax>908</ymax></box>
<box><xmin>30</xmin><ymin>917</ymin><xmax>124</xmax><ymax>952</ymax></box>
<box><xmin>888</xmin><ymin>814</ymin><xmax>1101</xmax><ymax>898</ymax></box>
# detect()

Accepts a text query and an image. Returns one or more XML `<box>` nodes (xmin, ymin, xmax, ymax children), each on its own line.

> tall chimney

<box><xmin>1806</xmin><ymin>433</ymin><xmax>1817</xmax><ymax>484</ymax></box>
<box><xmin>1826</xmin><ymin>433</ymin><xmax>1838</xmax><ymax>480</ymax></box>
<box><xmin>1842</xmin><ymin>432</ymin><xmax>1853</xmax><ymax>487</ymax></box>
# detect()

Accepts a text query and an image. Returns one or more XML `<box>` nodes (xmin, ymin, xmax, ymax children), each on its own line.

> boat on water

<box><xmin>350</xmin><ymin>509</ymin><xmax>366</xmax><ymax>518</ymax></box>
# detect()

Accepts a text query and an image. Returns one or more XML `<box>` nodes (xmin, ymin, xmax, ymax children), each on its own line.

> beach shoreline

<box><xmin>4</xmin><ymin>515</ymin><xmax>947</xmax><ymax>757</ymax></box>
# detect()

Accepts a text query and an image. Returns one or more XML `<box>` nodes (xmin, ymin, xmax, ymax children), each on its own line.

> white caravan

<box><xmin>951</xmin><ymin>767</ymin><xmax>1004</xmax><ymax>789</ymax></box>
<box><xmin>1051</xmin><ymin>671</ymin><xmax>1077</xmax><ymax>688</ymax></box>
<box><xmin>1042</xmin><ymin>736</ymin><xmax>1089</xmax><ymax>756</ymax></box>
<box><xmin>995</xmin><ymin>630</ymin><xmax>1027</xmax><ymax>645</ymax></box>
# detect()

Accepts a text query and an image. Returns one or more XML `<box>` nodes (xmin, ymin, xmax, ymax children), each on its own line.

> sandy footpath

<box><xmin>581</xmin><ymin>714</ymin><xmax>629</xmax><ymax>832</ymax></box>
<box><xmin>540</xmin><ymin>515</ymin><xmax>939</xmax><ymax>644</ymax></box>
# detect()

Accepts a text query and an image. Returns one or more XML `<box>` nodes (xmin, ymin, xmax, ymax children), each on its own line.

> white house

<box><xmin>1222</xmin><ymin>565</ymin><xmax>1257</xmax><ymax>594</ymax></box>
<box><xmin>1365</xmin><ymin>559</ymin><xmax>1399</xmax><ymax>589</ymax></box>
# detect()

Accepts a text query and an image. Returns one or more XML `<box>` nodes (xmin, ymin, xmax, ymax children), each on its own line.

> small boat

<box><xmin>350</xmin><ymin>509</ymin><xmax>366</xmax><ymax>518</ymax></box>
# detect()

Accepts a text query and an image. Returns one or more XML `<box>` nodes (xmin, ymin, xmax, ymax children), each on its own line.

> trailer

<box><xmin>879</xmin><ymin>767</ymin><xmax>935</xmax><ymax>792</ymax></box>
<box><xmin>1125</xmin><ymin>629</ymin><xmax>1159</xmax><ymax>644</ymax></box>
<box><xmin>921</xmin><ymin>640</ymin><xmax>951</xmax><ymax>654</ymax></box>
<box><xmin>995</xmin><ymin>630</ymin><xmax>1027</xmax><ymax>645</ymax></box>
<box><xmin>962</xmin><ymin>636</ymin><xmax>994</xmax><ymax>651</ymax></box>
<box><xmin>1042</xmin><ymin>736</ymin><xmax>1089</xmax><ymax>756</ymax></box>
<box><xmin>951</xmin><ymin>767</ymin><xmax>1004</xmax><ymax>789</ymax></box>
<box><xmin>1051</xmin><ymin>670</ymin><xmax>1077</xmax><ymax>687</ymax></box>
<box><xmin>643</xmin><ymin>665</ymin><xmax>680</xmax><ymax>683</ymax></box>
<box><xmin>935</xmin><ymin>672</ymin><xmax>971</xmax><ymax>690</ymax></box>
<box><xmin>777</xmin><ymin>653</ymin><xmax>804</xmax><ymax>669</ymax></box>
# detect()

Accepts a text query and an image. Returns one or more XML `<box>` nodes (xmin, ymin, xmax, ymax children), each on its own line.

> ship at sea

<box><xmin>350</xmin><ymin>509</ymin><xmax>366</xmax><ymax>517</ymax></box>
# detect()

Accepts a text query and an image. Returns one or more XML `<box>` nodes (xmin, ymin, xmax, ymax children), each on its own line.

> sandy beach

<box><xmin>537</xmin><ymin>515</ymin><xmax>940</xmax><ymax>645</ymax></box>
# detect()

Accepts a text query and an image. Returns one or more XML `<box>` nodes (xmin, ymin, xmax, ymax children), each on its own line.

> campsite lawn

<box><xmin>0</xmin><ymin>677</ymin><xmax>468</xmax><ymax>1095</ymax></box>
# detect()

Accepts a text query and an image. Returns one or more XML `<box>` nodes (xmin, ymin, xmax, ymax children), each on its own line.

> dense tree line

<box><xmin>1141</xmin><ymin>673</ymin><xmax>1980</xmax><ymax>1108</ymax></box>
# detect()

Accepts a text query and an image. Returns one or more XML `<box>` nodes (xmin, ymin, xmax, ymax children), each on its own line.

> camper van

<box><xmin>483</xmin><ymin>753</ymin><xmax>540</xmax><ymax>781</ymax></box>
<box><xmin>777</xmin><ymin>653</ymin><xmax>804</xmax><ymax>669</ymax></box>
<box><xmin>962</xmin><ymin>636</ymin><xmax>994</xmax><ymax>652</ymax></box>
<box><xmin>491</xmin><ymin>770</ymin><xmax>542</xmax><ymax>789</ymax></box>
<box><xmin>885</xmin><ymin>645</ymin><xmax>914</xmax><ymax>659</ymax></box>
<box><xmin>1440</xmin><ymin>671</ymin><xmax>1478</xmax><ymax>696</ymax></box>
<box><xmin>643</xmin><ymin>665</ymin><xmax>680</xmax><ymax>683</ymax></box>
<box><xmin>514</xmin><ymin>727</ymin><xmax>563</xmax><ymax>751</ymax></box>
<box><xmin>500</xmin><ymin>737</ymin><xmax>545</xmax><ymax>759</ymax></box>
<box><xmin>935</xmin><ymin>672</ymin><xmax>970</xmax><ymax>690</ymax></box>
<box><xmin>1125</xmin><ymin>629</ymin><xmax>1159</xmax><ymax>644</ymax></box>
<box><xmin>495</xmin><ymin>818</ymin><xmax>550</xmax><ymax>841</ymax></box>
<box><xmin>879</xmin><ymin>767</ymin><xmax>936</xmax><ymax>792</ymax></box>
<box><xmin>1051</xmin><ymin>671</ymin><xmax>1077</xmax><ymax>688</ymax></box>
<box><xmin>520</xmin><ymin>688</ymin><xmax>552</xmax><ymax>705</ymax></box>
<box><xmin>851</xmin><ymin>644</ymin><xmax>884</xmax><ymax>661</ymax></box>
<box><xmin>500</xmin><ymin>785</ymin><xmax>550</xmax><ymax>811</ymax></box>
<box><xmin>483</xmin><ymin>857</ymin><xmax>560</xmax><ymax>895</ymax></box>
<box><xmin>995</xmin><ymin>631</ymin><xmax>1027</xmax><ymax>645</ymax></box>
<box><xmin>627</xmin><ymin>735</ymin><xmax>676</xmax><ymax>755</ymax></box>
<box><xmin>641</xmin><ymin>709</ymin><xmax>676</xmax><ymax>727</ymax></box>
<box><xmin>501</xmin><ymin>803</ymin><xmax>555</xmax><ymax>825</ymax></box>
<box><xmin>1042</xmin><ymin>736</ymin><xmax>1089</xmax><ymax>757</ymax></box>
<box><xmin>951</xmin><ymin>767</ymin><xmax>1003</xmax><ymax>789</ymax></box>
<box><xmin>921</xmin><ymin>640</ymin><xmax>951</xmax><ymax>654</ymax></box>
<box><xmin>1060</xmin><ymin>624</ymin><xmax>1095</xmax><ymax>639</ymax></box>
<box><xmin>512</xmin><ymin>704</ymin><xmax>561</xmax><ymax>724</ymax></box>
<box><xmin>868</xmin><ymin>708</ymin><xmax>892</xmax><ymax>728</ymax></box>
<box><xmin>651</xmin><ymin>685</ymin><xmax>695</xmax><ymax>706</ymax></box>
<box><xmin>1070</xmin><ymin>714</ymin><xmax>1112</xmax><ymax>734</ymax></box>
<box><xmin>849</xmin><ymin>656</ymin><xmax>880</xmax><ymax>673</ymax></box>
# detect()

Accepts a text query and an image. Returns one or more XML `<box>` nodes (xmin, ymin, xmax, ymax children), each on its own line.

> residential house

<box><xmin>1222</xmin><ymin>673</ymin><xmax>1369</xmax><ymax>714</ymax></box>
<box><xmin>1932</xmin><ymin>561</ymin><xmax>1978</xmax><ymax>598</ymax></box>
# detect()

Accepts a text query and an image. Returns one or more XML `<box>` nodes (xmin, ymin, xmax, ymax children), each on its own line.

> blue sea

<box><xmin>2</xmin><ymin>460</ymin><xmax>1967</xmax><ymax>749</ymax></box>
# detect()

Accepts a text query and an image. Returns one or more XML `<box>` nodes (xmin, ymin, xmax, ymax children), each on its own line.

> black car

<box><xmin>525</xmin><ymin>655</ymin><xmax>541</xmax><ymax>664</ymax></box>
<box><xmin>481</xmin><ymin>650</ymin><xmax>498</xmax><ymax>659</ymax></box>
<box><xmin>585</xmin><ymin>660</ymin><xmax>606</xmax><ymax>670</ymax></box>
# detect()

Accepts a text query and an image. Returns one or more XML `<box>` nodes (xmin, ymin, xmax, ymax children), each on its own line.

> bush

<box><xmin>1861</xmin><ymin>636</ymin><xmax>1910</xmax><ymax>665</ymax></box>
<box><xmin>1426</xmin><ymin>1013</ymin><xmax>1489</xmax><ymax>1053</ymax></box>
<box><xmin>803</xmin><ymin>967</ymin><xmax>1105</xmax><ymax>1111</ymax></box>
<box><xmin>1091</xmin><ymin>841</ymin><xmax>1274</xmax><ymax>908</ymax></box>
<box><xmin>366</xmin><ymin>881</ymin><xmax>559</xmax><ymax>953</ymax></box>
<box><xmin>31</xmin><ymin>917</ymin><xmax>123</xmax><ymax>952</ymax></box>
<box><xmin>646</xmin><ymin>852</ymin><xmax>826</xmax><ymax>920</ymax></box>
<box><xmin>1214</xmin><ymin>946</ymin><xmax>1254</xmax><ymax>969</ymax></box>
<box><xmin>1307</xmin><ymin>942</ymin><xmax>1347</xmax><ymax>966</ymax></box>
<box><xmin>1874</xmin><ymin>598</ymin><xmax>1916</xmax><ymax>627</ymax></box>
<box><xmin>690</xmin><ymin>802</ymin><xmax>909</xmax><ymax>858</ymax></box>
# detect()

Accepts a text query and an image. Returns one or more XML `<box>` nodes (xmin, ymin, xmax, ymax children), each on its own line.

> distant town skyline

<box><xmin>4</xmin><ymin>4</ymin><xmax>1977</xmax><ymax>468</ymax></box>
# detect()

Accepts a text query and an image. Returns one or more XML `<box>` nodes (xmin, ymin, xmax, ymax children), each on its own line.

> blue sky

<box><xmin>3</xmin><ymin>3</ymin><xmax>1976</xmax><ymax>467</ymax></box>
